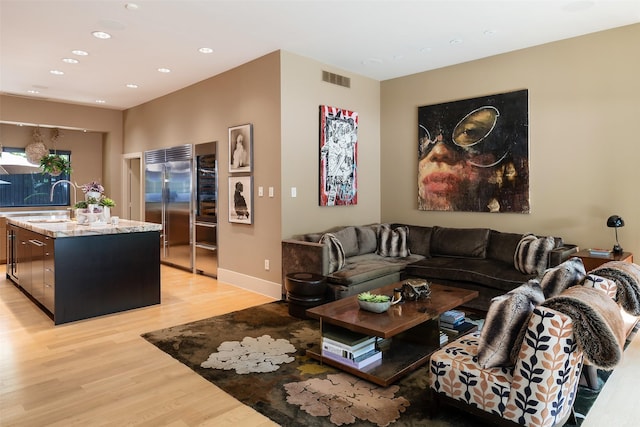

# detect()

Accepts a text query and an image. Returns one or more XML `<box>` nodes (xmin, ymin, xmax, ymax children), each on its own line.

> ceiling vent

<box><xmin>322</xmin><ymin>71</ymin><xmax>350</xmax><ymax>88</ymax></box>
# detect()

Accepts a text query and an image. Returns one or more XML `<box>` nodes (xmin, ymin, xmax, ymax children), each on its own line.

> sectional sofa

<box><xmin>281</xmin><ymin>223</ymin><xmax>578</xmax><ymax>311</ymax></box>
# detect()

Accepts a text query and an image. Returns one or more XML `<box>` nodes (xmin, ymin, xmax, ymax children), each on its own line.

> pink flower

<box><xmin>80</xmin><ymin>181</ymin><xmax>104</xmax><ymax>194</ymax></box>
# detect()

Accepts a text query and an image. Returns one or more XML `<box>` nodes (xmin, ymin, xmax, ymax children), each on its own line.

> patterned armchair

<box><xmin>430</xmin><ymin>305</ymin><xmax>583</xmax><ymax>427</ymax></box>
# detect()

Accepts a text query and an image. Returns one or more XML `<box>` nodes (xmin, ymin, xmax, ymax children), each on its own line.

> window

<box><xmin>0</xmin><ymin>148</ymin><xmax>72</xmax><ymax>208</ymax></box>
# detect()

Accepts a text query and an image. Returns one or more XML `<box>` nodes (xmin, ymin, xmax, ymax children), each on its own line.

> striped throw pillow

<box><xmin>376</xmin><ymin>224</ymin><xmax>410</xmax><ymax>257</ymax></box>
<box><xmin>514</xmin><ymin>233</ymin><xmax>555</xmax><ymax>275</ymax></box>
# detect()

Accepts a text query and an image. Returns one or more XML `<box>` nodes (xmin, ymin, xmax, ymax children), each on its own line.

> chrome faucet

<box><xmin>50</xmin><ymin>179</ymin><xmax>77</xmax><ymax>207</ymax></box>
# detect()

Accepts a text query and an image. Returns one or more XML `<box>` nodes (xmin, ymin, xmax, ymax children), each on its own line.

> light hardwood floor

<box><xmin>1</xmin><ymin>265</ymin><xmax>638</xmax><ymax>426</ymax></box>
<box><xmin>1</xmin><ymin>265</ymin><xmax>278</xmax><ymax>427</ymax></box>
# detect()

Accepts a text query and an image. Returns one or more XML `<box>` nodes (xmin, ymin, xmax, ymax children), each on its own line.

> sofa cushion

<box><xmin>404</xmin><ymin>257</ymin><xmax>535</xmax><ymax>293</ymax></box>
<box><xmin>477</xmin><ymin>280</ymin><xmax>545</xmax><ymax>368</ymax></box>
<box><xmin>539</xmin><ymin>257</ymin><xmax>586</xmax><ymax>298</ymax></box>
<box><xmin>376</xmin><ymin>224</ymin><xmax>410</xmax><ymax>257</ymax></box>
<box><xmin>327</xmin><ymin>253</ymin><xmax>424</xmax><ymax>286</ymax></box>
<box><xmin>319</xmin><ymin>233</ymin><xmax>345</xmax><ymax>273</ymax></box>
<box><xmin>430</xmin><ymin>226</ymin><xmax>490</xmax><ymax>258</ymax></box>
<box><xmin>355</xmin><ymin>225</ymin><xmax>378</xmax><ymax>255</ymax></box>
<box><xmin>514</xmin><ymin>233</ymin><xmax>556</xmax><ymax>275</ymax></box>
<box><xmin>332</xmin><ymin>226</ymin><xmax>359</xmax><ymax>257</ymax></box>
<box><xmin>487</xmin><ymin>230</ymin><xmax>523</xmax><ymax>264</ymax></box>
<box><xmin>401</xmin><ymin>224</ymin><xmax>432</xmax><ymax>257</ymax></box>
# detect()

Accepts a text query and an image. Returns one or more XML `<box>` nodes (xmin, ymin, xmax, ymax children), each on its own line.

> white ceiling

<box><xmin>1</xmin><ymin>0</ymin><xmax>639</xmax><ymax>110</ymax></box>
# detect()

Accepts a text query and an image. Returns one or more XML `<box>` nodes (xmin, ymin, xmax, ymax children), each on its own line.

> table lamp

<box><xmin>606</xmin><ymin>215</ymin><xmax>625</xmax><ymax>254</ymax></box>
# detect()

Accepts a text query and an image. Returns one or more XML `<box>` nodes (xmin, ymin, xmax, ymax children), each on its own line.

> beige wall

<box><xmin>280</xmin><ymin>51</ymin><xmax>381</xmax><ymax>237</ymax></box>
<box><xmin>4</xmin><ymin>23</ymin><xmax>639</xmax><ymax>294</ymax></box>
<box><xmin>381</xmin><ymin>23</ymin><xmax>640</xmax><ymax>257</ymax></box>
<box><xmin>123</xmin><ymin>52</ymin><xmax>282</xmax><ymax>297</ymax></box>
<box><xmin>0</xmin><ymin>95</ymin><xmax>120</xmax><ymax>213</ymax></box>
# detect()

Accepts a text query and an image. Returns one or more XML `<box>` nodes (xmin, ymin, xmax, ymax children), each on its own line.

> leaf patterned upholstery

<box><xmin>430</xmin><ymin>306</ymin><xmax>583</xmax><ymax>427</ymax></box>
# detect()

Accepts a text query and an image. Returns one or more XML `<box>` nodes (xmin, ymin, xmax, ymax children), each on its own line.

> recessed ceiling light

<box><xmin>125</xmin><ymin>3</ymin><xmax>140</xmax><ymax>10</ymax></box>
<box><xmin>449</xmin><ymin>39</ymin><xmax>462</xmax><ymax>45</ymax></box>
<box><xmin>483</xmin><ymin>30</ymin><xmax>498</xmax><ymax>36</ymax></box>
<box><xmin>72</xmin><ymin>50</ymin><xmax>89</xmax><ymax>56</ymax></box>
<box><xmin>62</xmin><ymin>58</ymin><xmax>79</xmax><ymax>64</ymax></box>
<box><xmin>50</xmin><ymin>70</ymin><xmax>64</xmax><ymax>75</ymax></box>
<box><xmin>157</xmin><ymin>68</ymin><xmax>171</xmax><ymax>73</ymax></box>
<box><xmin>126</xmin><ymin>83</ymin><xmax>139</xmax><ymax>89</ymax></box>
<box><xmin>96</xmin><ymin>99</ymin><xmax>106</xmax><ymax>104</ymax></box>
<box><xmin>198</xmin><ymin>47</ymin><xmax>213</xmax><ymax>54</ymax></box>
<box><xmin>92</xmin><ymin>31</ymin><xmax>112</xmax><ymax>40</ymax></box>
<box><xmin>27</xmin><ymin>90</ymin><xmax>40</xmax><ymax>94</ymax></box>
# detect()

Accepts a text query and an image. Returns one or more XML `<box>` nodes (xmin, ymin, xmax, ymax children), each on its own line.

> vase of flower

<box><xmin>86</xmin><ymin>191</ymin><xmax>102</xmax><ymax>201</ymax></box>
<box><xmin>80</xmin><ymin>181</ymin><xmax>105</xmax><ymax>200</ymax></box>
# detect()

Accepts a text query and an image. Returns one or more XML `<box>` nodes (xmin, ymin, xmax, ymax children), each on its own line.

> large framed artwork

<box><xmin>417</xmin><ymin>89</ymin><xmax>529</xmax><ymax>213</ymax></box>
<box><xmin>319</xmin><ymin>105</ymin><xmax>358</xmax><ymax>206</ymax></box>
<box><xmin>228</xmin><ymin>176</ymin><xmax>252</xmax><ymax>224</ymax></box>
<box><xmin>229</xmin><ymin>124</ymin><xmax>252</xmax><ymax>173</ymax></box>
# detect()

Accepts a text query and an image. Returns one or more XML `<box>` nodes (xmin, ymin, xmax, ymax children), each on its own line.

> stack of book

<box><xmin>588</xmin><ymin>248</ymin><xmax>612</xmax><ymax>257</ymax></box>
<box><xmin>439</xmin><ymin>330</ymin><xmax>449</xmax><ymax>346</ymax></box>
<box><xmin>440</xmin><ymin>310</ymin><xmax>477</xmax><ymax>337</ymax></box>
<box><xmin>321</xmin><ymin>326</ymin><xmax>382</xmax><ymax>369</ymax></box>
<box><xmin>440</xmin><ymin>310</ymin><xmax>465</xmax><ymax>328</ymax></box>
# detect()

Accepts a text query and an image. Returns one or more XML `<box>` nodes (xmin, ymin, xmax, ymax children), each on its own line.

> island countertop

<box><xmin>7</xmin><ymin>216</ymin><xmax>162</xmax><ymax>238</ymax></box>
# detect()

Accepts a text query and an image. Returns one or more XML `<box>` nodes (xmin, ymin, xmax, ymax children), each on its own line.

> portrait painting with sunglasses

<box><xmin>417</xmin><ymin>89</ymin><xmax>530</xmax><ymax>213</ymax></box>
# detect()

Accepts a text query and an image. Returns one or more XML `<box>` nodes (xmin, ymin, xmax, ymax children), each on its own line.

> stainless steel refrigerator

<box><xmin>193</xmin><ymin>141</ymin><xmax>218</xmax><ymax>277</ymax></box>
<box><xmin>144</xmin><ymin>144</ymin><xmax>193</xmax><ymax>271</ymax></box>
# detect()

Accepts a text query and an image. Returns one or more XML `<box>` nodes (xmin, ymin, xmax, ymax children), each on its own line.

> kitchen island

<box><xmin>6</xmin><ymin>216</ymin><xmax>162</xmax><ymax>325</ymax></box>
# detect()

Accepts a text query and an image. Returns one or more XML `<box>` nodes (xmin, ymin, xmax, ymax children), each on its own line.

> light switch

<box><xmin>268</xmin><ymin>187</ymin><xmax>274</xmax><ymax>198</ymax></box>
<box><xmin>291</xmin><ymin>187</ymin><xmax>297</xmax><ymax>198</ymax></box>
<box><xmin>258</xmin><ymin>186</ymin><xmax>264</xmax><ymax>197</ymax></box>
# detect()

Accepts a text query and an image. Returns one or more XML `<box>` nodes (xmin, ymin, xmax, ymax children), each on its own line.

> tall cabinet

<box><xmin>193</xmin><ymin>142</ymin><xmax>218</xmax><ymax>277</ymax></box>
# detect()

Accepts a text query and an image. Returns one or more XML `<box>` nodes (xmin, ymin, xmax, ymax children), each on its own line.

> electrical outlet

<box><xmin>258</xmin><ymin>186</ymin><xmax>264</xmax><ymax>197</ymax></box>
<box><xmin>268</xmin><ymin>187</ymin><xmax>274</xmax><ymax>197</ymax></box>
<box><xmin>264</xmin><ymin>259</ymin><xmax>270</xmax><ymax>270</ymax></box>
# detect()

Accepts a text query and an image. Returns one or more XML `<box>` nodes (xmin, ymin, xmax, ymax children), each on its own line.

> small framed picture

<box><xmin>228</xmin><ymin>176</ymin><xmax>252</xmax><ymax>224</ymax></box>
<box><xmin>229</xmin><ymin>123</ymin><xmax>253</xmax><ymax>173</ymax></box>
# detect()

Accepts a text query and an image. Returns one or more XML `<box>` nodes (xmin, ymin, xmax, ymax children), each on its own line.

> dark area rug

<box><xmin>141</xmin><ymin>301</ymin><xmax>624</xmax><ymax>427</ymax></box>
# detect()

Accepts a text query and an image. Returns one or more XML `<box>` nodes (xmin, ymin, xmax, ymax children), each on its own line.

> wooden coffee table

<box><xmin>305</xmin><ymin>282</ymin><xmax>478</xmax><ymax>386</ymax></box>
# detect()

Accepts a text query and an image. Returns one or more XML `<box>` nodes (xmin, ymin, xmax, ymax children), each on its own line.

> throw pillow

<box><xmin>319</xmin><ymin>233</ymin><xmax>345</xmax><ymax>274</ymax></box>
<box><xmin>332</xmin><ymin>226</ymin><xmax>359</xmax><ymax>257</ymax></box>
<box><xmin>355</xmin><ymin>225</ymin><xmax>378</xmax><ymax>255</ymax></box>
<box><xmin>376</xmin><ymin>224</ymin><xmax>410</xmax><ymax>258</ymax></box>
<box><xmin>514</xmin><ymin>233</ymin><xmax>556</xmax><ymax>275</ymax></box>
<box><xmin>477</xmin><ymin>279</ymin><xmax>545</xmax><ymax>368</ymax></box>
<box><xmin>539</xmin><ymin>257</ymin><xmax>586</xmax><ymax>298</ymax></box>
<box><xmin>583</xmin><ymin>274</ymin><xmax>617</xmax><ymax>299</ymax></box>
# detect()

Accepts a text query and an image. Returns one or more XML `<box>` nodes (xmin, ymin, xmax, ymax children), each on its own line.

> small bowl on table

<box><xmin>358</xmin><ymin>299</ymin><xmax>391</xmax><ymax>313</ymax></box>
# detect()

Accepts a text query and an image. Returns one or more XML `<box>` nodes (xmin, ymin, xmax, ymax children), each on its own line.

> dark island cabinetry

<box><xmin>6</xmin><ymin>219</ymin><xmax>161</xmax><ymax>325</ymax></box>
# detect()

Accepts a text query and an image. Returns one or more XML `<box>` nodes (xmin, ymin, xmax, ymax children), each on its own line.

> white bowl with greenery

<box><xmin>357</xmin><ymin>292</ymin><xmax>391</xmax><ymax>313</ymax></box>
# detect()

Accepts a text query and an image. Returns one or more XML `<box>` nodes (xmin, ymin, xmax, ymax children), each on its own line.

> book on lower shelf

<box><xmin>322</xmin><ymin>339</ymin><xmax>376</xmax><ymax>360</ymax></box>
<box><xmin>322</xmin><ymin>324</ymin><xmax>375</xmax><ymax>348</ymax></box>
<box><xmin>321</xmin><ymin>348</ymin><xmax>382</xmax><ymax>369</ymax></box>
<box><xmin>440</xmin><ymin>310</ymin><xmax>465</xmax><ymax>325</ymax></box>
<box><xmin>439</xmin><ymin>331</ymin><xmax>448</xmax><ymax>346</ymax></box>
<box><xmin>440</xmin><ymin>320</ymin><xmax>477</xmax><ymax>337</ymax></box>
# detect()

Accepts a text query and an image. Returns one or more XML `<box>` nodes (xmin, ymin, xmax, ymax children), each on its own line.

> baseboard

<box><xmin>217</xmin><ymin>268</ymin><xmax>283</xmax><ymax>300</ymax></box>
